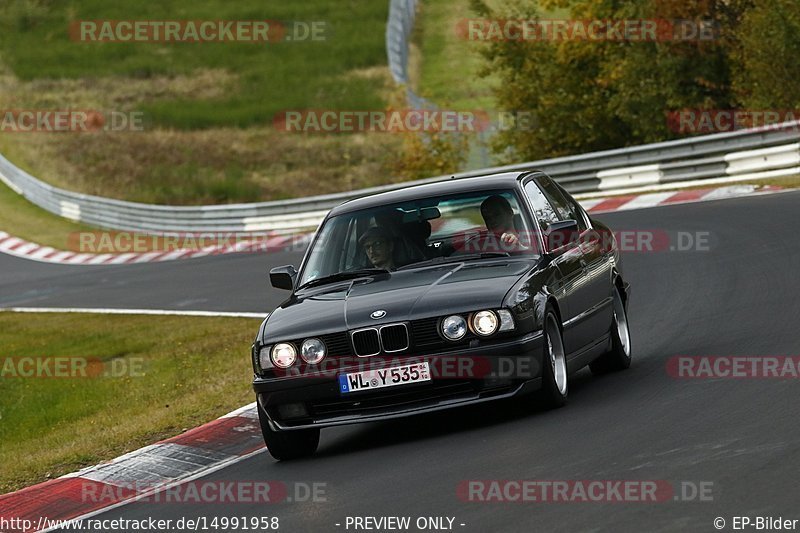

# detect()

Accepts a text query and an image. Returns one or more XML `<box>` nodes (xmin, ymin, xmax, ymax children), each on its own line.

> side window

<box><xmin>535</xmin><ymin>174</ymin><xmax>574</xmax><ymax>222</ymax></box>
<box><xmin>523</xmin><ymin>180</ymin><xmax>560</xmax><ymax>233</ymax></box>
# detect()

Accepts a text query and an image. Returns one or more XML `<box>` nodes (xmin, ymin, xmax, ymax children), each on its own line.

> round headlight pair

<box><xmin>269</xmin><ymin>338</ymin><xmax>326</xmax><ymax>368</ymax></box>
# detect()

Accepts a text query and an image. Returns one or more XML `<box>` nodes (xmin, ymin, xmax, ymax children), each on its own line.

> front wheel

<box><xmin>590</xmin><ymin>286</ymin><xmax>632</xmax><ymax>375</ymax></box>
<box><xmin>538</xmin><ymin>308</ymin><xmax>568</xmax><ymax>408</ymax></box>
<box><xmin>257</xmin><ymin>402</ymin><xmax>319</xmax><ymax>460</ymax></box>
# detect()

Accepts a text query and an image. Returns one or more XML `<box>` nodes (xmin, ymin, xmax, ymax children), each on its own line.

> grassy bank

<box><xmin>0</xmin><ymin>0</ymin><xmax>389</xmax><ymax>128</ymax></box>
<box><xmin>0</xmin><ymin>0</ymin><xmax>407</xmax><ymax>204</ymax></box>
<box><xmin>0</xmin><ymin>312</ymin><xmax>261</xmax><ymax>493</ymax></box>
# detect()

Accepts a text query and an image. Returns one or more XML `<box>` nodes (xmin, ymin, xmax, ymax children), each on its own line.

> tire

<box><xmin>589</xmin><ymin>286</ymin><xmax>632</xmax><ymax>376</ymax></box>
<box><xmin>538</xmin><ymin>308</ymin><xmax>568</xmax><ymax>408</ymax></box>
<box><xmin>257</xmin><ymin>402</ymin><xmax>319</xmax><ymax>461</ymax></box>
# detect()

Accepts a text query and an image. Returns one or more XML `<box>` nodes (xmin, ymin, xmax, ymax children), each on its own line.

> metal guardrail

<box><xmin>1</xmin><ymin>123</ymin><xmax>798</xmax><ymax>233</ymax></box>
<box><xmin>386</xmin><ymin>0</ymin><xmax>435</xmax><ymax>110</ymax></box>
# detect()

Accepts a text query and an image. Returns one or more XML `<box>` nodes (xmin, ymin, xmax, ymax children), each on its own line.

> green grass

<box><xmin>0</xmin><ymin>0</ymin><xmax>407</xmax><ymax>205</ymax></box>
<box><xmin>0</xmin><ymin>0</ymin><xmax>389</xmax><ymax>129</ymax></box>
<box><xmin>416</xmin><ymin>0</ymin><xmax>496</xmax><ymax>111</ymax></box>
<box><xmin>0</xmin><ymin>312</ymin><xmax>261</xmax><ymax>493</ymax></box>
<box><xmin>415</xmin><ymin>0</ymin><xmax>570</xmax><ymax>112</ymax></box>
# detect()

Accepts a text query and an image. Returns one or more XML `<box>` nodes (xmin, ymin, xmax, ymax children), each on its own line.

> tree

<box><xmin>472</xmin><ymin>0</ymin><xmax>753</xmax><ymax>162</ymax></box>
<box><xmin>731</xmin><ymin>0</ymin><xmax>800</xmax><ymax>110</ymax></box>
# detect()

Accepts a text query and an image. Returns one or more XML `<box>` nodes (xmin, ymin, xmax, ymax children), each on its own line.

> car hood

<box><xmin>263</xmin><ymin>258</ymin><xmax>536</xmax><ymax>341</ymax></box>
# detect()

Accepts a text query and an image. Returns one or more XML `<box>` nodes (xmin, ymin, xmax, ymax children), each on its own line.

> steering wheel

<box><xmin>453</xmin><ymin>230</ymin><xmax>491</xmax><ymax>254</ymax></box>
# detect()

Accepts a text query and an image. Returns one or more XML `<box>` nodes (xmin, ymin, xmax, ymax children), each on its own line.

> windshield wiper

<box><xmin>297</xmin><ymin>268</ymin><xmax>390</xmax><ymax>290</ymax></box>
<box><xmin>397</xmin><ymin>252</ymin><xmax>510</xmax><ymax>271</ymax></box>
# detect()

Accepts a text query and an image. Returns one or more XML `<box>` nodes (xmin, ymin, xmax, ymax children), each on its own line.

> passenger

<box><xmin>358</xmin><ymin>226</ymin><xmax>396</xmax><ymax>270</ymax></box>
<box><xmin>479</xmin><ymin>195</ymin><xmax>527</xmax><ymax>250</ymax></box>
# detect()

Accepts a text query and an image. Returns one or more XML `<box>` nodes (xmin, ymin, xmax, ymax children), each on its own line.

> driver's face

<box><xmin>363</xmin><ymin>237</ymin><xmax>392</xmax><ymax>266</ymax></box>
<box><xmin>482</xmin><ymin>206</ymin><xmax>511</xmax><ymax>232</ymax></box>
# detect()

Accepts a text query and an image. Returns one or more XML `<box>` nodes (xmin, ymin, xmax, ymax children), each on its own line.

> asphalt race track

<box><xmin>0</xmin><ymin>247</ymin><xmax>301</xmax><ymax>313</ymax></box>
<box><xmin>5</xmin><ymin>190</ymin><xmax>800</xmax><ymax>532</ymax></box>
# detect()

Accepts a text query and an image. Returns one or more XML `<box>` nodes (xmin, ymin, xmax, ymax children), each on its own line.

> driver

<box><xmin>480</xmin><ymin>195</ymin><xmax>527</xmax><ymax>249</ymax></box>
<box><xmin>358</xmin><ymin>226</ymin><xmax>396</xmax><ymax>270</ymax></box>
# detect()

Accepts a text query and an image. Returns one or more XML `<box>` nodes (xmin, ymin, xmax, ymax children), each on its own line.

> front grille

<box><xmin>380</xmin><ymin>324</ymin><xmax>409</xmax><ymax>352</ymax></box>
<box><xmin>410</xmin><ymin>317</ymin><xmax>443</xmax><ymax>346</ymax></box>
<box><xmin>319</xmin><ymin>332</ymin><xmax>353</xmax><ymax>357</ymax></box>
<box><xmin>352</xmin><ymin>328</ymin><xmax>380</xmax><ymax>356</ymax></box>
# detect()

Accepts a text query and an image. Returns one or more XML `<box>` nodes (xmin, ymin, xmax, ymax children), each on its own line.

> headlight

<box><xmin>441</xmin><ymin>315</ymin><xmax>467</xmax><ymax>341</ymax></box>
<box><xmin>301</xmin><ymin>338</ymin><xmax>326</xmax><ymax>364</ymax></box>
<box><xmin>271</xmin><ymin>342</ymin><xmax>297</xmax><ymax>368</ymax></box>
<box><xmin>472</xmin><ymin>310</ymin><xmax>498</xmax><ymax>336</ymax></box>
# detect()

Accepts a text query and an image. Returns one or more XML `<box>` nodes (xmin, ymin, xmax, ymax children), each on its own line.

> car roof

<box><xmin>329</xmin><ymin>171</ymin><xmax>537</xmax><ymax>215</ymax></box>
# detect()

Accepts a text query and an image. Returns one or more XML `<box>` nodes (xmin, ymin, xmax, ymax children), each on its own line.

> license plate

<box><xmin>338</xmin><ymin>362</ymin><xmax>431</xmax><ymax>394</ymax></box>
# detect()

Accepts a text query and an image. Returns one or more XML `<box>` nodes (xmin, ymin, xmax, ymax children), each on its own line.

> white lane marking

<box><xmin>37</xmin><ymin>447</ymin><xmax>267</xmax><ymax>533</ymax></box>
<box><xmin>0</xmin><ymin>307</ymin><xmax>265</xmax><ymax>318</ymax></box>
<box><xmin>80</xmin><ymin>443</ymin><xmax>232</xmax><ymax>485</ymax></box>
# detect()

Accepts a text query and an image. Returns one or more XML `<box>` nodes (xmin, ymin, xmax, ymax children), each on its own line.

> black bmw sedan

<box><xmin>252</xmin><ymin>171</ymin><xmax>631</xmax><ymax>460</ymax></box>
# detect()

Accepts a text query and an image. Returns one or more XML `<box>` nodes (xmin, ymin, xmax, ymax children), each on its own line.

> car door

<box><xmin>562</xmin><ymin>189</ymin><xmax>614</xmax><ymax>322</ymax></box>
<box><xmin>522</xmin><ymin>178</ymin><xmax>585</xmax><ymax>357</ymax></box>
<box><xmin>536</xmin><ymin>175</ymin><xmax>613</xmax><ymax>354</ymax></box>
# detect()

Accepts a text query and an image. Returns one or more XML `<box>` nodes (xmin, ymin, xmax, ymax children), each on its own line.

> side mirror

<box><xmin>270</xmin><ymin>265</ymin><xmax>297</xmax><ymax>290</ymax></box>
<box><xmin>545</xmin><ymin>220</ymin><xmax>580</xmax><ymax>251</ymax></box>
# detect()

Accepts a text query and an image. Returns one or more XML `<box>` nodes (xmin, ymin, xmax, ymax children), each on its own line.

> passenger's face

<box><xmin>363</xmin><ymin>238</ymin><xmax>392</xmax><ymax>266</ymax></box>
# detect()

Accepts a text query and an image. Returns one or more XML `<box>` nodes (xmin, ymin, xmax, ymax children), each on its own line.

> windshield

<box><xmin>297</xmin><ymin>188</ymin><xmax>539</xmax><ymax>288</ymax></box>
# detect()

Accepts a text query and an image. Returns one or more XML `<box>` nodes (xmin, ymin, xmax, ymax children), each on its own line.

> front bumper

<box><xmin>253</xmin><ymin>330</ymin><xmax>544</xmax><ymax>431</ymax></box>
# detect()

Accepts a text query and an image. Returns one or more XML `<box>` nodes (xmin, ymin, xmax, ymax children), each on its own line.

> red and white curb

<box><xmin>577</xmin><ymin>183</ymin><xmax>784</xmax><ymax>213</ymax></box>
<box><xmin>0</xmin><ymin>403</ymin><xmax>263</xmax><ymax>533</ymax></box>
<box><xmin>0</xmin><ymin>232</ymin><xmax>312</xmax><ymax>265</ymax></box>
<box><xmin>0</xmin><ymin>184</ymin><xmax>786</xmax><ymax>266</ymax></box>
